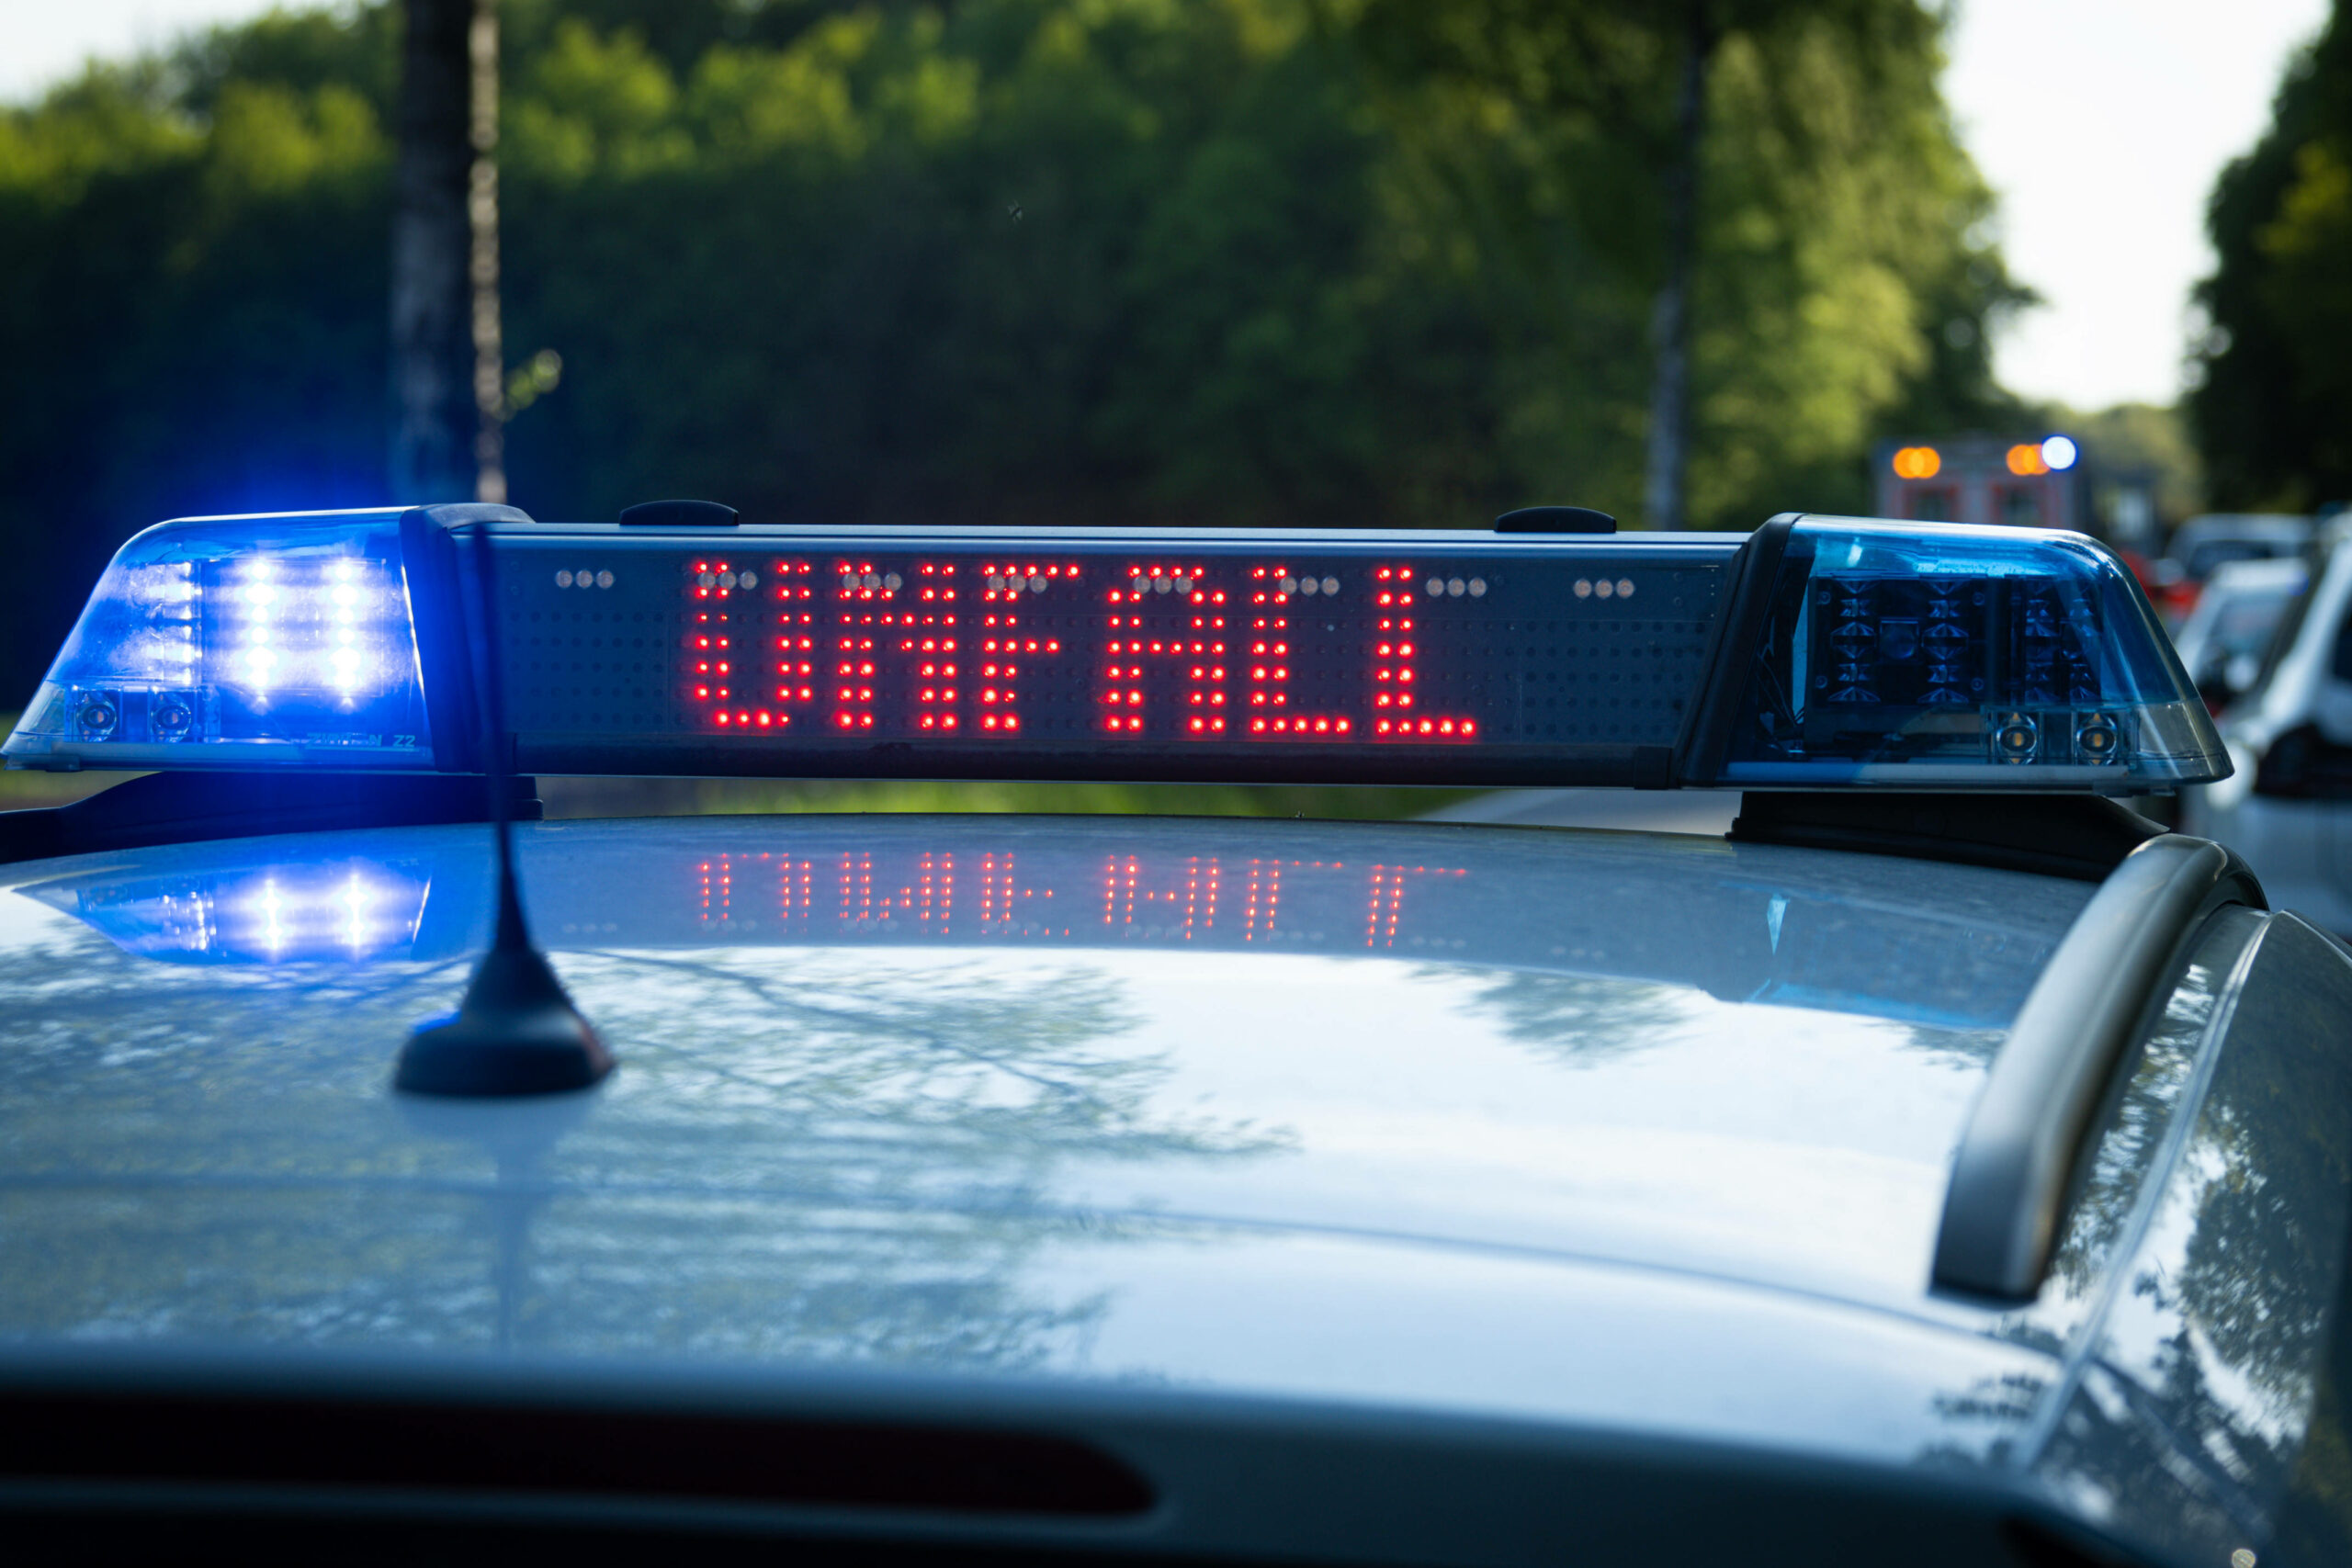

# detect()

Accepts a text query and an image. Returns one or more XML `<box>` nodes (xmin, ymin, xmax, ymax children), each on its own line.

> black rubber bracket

<box><xmin>399</xmin><ymin>502</ymin><xmax>534</xmax><ymax>773</ymax></box>
<box><xmin>619</xmin><ymin>500</ymin><xmax>739</xmax><ymax>527</ymax></box>
<box><xmin>1493</xmin><ymin>506</ymin><xmax>1615</xmax><ymax>533</ymax></box>
<box><xmin>1728</xmin><ymin>792</ymin><xmax>2168</xmax><ymax>882</ymax></box>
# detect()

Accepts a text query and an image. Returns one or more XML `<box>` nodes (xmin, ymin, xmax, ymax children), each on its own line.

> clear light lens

<box><xmin>2040</xmin><ymin>434</ymin><xmax>2079</xmax><ymax>471</ymax></box>
<box><xmin>1</xmin><ymin>509</ymin><xmax>433</xmax><ymax>770</ymax></box>
<box><xmin>1718</xmin><ymin>519</ymin><xmax>2228</xmax><ymax>788</ymax></box>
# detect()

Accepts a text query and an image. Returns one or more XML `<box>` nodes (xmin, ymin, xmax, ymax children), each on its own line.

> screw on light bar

<box><xmin>4</xmin><ymin>506</ymin><xmax>2229</xmax><ymax>793</ymax></box>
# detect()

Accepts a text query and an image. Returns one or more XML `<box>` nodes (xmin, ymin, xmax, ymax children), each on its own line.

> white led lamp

<box><xmin>3</xmin><ymin>509</ymin><xmax>435</xmax><ymax>771</ymax></box>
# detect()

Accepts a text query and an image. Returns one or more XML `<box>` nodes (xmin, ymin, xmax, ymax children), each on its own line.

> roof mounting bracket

<box><xmin>1493</xmin><ymin>505</ymin><xmax>1615</xmax><ymax>533</ymax></box>
<box><xmin>619</xmin><ymin>500</ymin><xmax>739</xmax><ymax>527</ymax></box>
<box><xmin>1727</xmin><ymin>792</ymin><xmax>2167</xmax><ymax>882</ymax></box>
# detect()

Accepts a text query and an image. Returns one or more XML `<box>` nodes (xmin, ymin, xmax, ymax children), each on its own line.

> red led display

<box><xmin>831</xmin><ymin>557</ymin><xmax>899</xmax><ymax>733</ymax></box>
<box><xmin>1245</xmin><ymin>565</ymin><xmax>1316</xmax><ymax>736</ymax></box>
<box><xmin>1368</xmin><ymin>564</ymin><xmax>1474</xmax><ymax>739</ymax></box>
<box><xmin>979</xmin><ymin>559</ymin><xmax>1072</xmax><ymax>734</ymax></box>
<box><xmin>686</xmin><ymin>557</ymin><xmax>797</xmax><ymax>731</ymax></box>
<box><xmin>649</xmin><ymin>543</ymin><xmax>1704</xmax><ymax>753</ymax></box>
<box><xmin>1103</xmin><ymin>561</ymin><xmax>1230</xmax><ymax>737</ymax></box>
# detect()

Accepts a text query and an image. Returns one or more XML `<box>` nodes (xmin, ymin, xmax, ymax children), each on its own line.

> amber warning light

<box><xmin>1891</xmin><ymin>446</ymin><xmax>1942</xmax><ymax>480</ymax></box>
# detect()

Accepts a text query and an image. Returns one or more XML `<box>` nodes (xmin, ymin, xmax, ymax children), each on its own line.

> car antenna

<box><xmin>396</xmin><ymin>521</ymin><xmax>613</xmax><ymax>1097</ymax></box>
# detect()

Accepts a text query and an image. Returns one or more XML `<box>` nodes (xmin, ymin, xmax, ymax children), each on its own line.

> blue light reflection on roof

<box><xmin>24</xmin><ymin>860</ymin><xmax>431</xmax><ymax>964</ymax></box>
<box><xmin>11</xmin><ymin>821</ymin><xmax>2089</xmax><ymax>1033</ymax></box>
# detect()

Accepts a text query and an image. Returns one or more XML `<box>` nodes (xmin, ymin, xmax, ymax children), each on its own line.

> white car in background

<box><xmin>2185</xmin><ymin>525</ymin><xmax>2352</xmax><ymax>931</ymax></box>
<box><xmin>2169</xmin><ymin>555</ymin><xmax>2309</xmax><ymax>716</ymax></box>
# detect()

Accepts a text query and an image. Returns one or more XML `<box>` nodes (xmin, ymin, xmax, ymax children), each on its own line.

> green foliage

<box><xmin>0</xmin><ymin>42</ymin><xmax>393</xmax><ymax>690</ymax></box>
<box><xmin>2191</xmin><ymin>0</ymin><xmax>2352</xmax><ymax>511</ymax></box>
<box><xmin>1690</xmin><ymin>11</ymin><xmax>2007</xmax><ymax>523</ymax></box>
<box><xmin>1346</xmin><ymin>0</ymin><xmax>2024</xmax><ymax>525</ymax></box>
<box><xmin>0</xmin><ymin>0</ymin><xmax>2006</xmax><ymax>701</ymax></box>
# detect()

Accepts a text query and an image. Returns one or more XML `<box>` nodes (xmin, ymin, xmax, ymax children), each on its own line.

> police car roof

<box><xmin>0</xmin><ymin>810</ymin><xmax>2093</xmax><ymax>1441</ymax></box>
<box><xmin>0</xmin><ymin>506</ymin><xmax>2295</xmax><ymax>1562</ymax></box>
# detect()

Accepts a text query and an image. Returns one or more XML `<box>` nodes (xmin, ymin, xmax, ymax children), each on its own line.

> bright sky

<box><xmin>3</xmin><ymin>0</ymin><xmax>2337</xmax><ymax>413</ymax></box>
<box><xmin>0</xmin><ymin>0</ymin><xmax>286</xmax><ymax>103</ymax></box>
<box><xmin>1944</xmin><ymin>0</ymin><xmax>2332</xmax><ymax>411</ymax></box>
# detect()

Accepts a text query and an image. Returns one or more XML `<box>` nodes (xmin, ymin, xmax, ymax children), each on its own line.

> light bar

<box><xmin>3</xmin><ymin>509</ymin><xmax>433</xmax><ymax>770</ymax></box>
<box><xmin>3</xmin><ymin>506</ymin><xmax>2230</xmax><ymax>792</ymax></box>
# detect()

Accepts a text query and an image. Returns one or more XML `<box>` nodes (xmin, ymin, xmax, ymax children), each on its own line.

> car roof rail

<box><xmin>1930</xmin><ymin>834</ymin><xmax>2266</xmax><ymax>1301</ymax></box>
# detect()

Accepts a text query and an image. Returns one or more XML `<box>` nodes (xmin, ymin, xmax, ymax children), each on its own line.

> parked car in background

<box><xmin>2185</xmin><ymin>521</ymin><xmax>2352</xmax><ymax>932</ymax></box>
<box><xmin>2170</xmin><ymin>513</ymin><xmax>2316</xmax><ymax>580</ymax></box>
<box><xmin>2155</xmin><ymin>513</ymin><xmax>2315</xmax><ymax>624</ymax></box>
<box><xmin>2169</xmin><ymin>556</ymin><xmax>2310</xmax><ymax>715</ymax></box>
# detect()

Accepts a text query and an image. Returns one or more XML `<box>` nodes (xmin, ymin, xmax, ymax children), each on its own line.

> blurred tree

<box><xmin>1645</xmin><ymin>2</ymin><xmax>1708</xmax><ymax>532</ymax></box>
<box><xmin>0</xmin><ymin>51</ymin><xmax>393</xmax><ymax>690</ymax></box>
<box><xmin>1682</xmin><ymin>3</ymin><xmax>2012</xmax><ymax>525</ymax></box>
<box><xmin>2191</xmin><ymin>0</ymin><xmax>2352</xmax><ymax>512</ymax></box>
<box><xmin>1347</xmin><ymin>0</ymin><xmax>2006</xmax><ymax>528</ymax></box>
<box><xmin>0</xmin><ymin>0</ymin><xmax>2011</xmax><ymax>701</ymax></box>
<box><xmin>392</xmin><ymin>0</ymin><xmax>503</xmax><ymax>502</ymax></box>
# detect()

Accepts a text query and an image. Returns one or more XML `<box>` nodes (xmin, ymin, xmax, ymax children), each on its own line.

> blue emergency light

<box><xmin>2</xmin><ymin>505</ymin><xmax>2228</xmax><ymax>792</ymax></box>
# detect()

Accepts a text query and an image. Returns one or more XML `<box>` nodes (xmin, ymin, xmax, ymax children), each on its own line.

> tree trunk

<box><xmin>1642</xmin><ymin>4</ymin><xmax>1713</xmax><ymax>532</ymax></box>
<box><xmin>391</xmin><ymin>0</ymin><xmax>503</xmax><ymax>503</ymax></box>
<box><xmin>468</xmin><ymin>2</ymin><xmax>506</xmax><ymax>503</ymax></box>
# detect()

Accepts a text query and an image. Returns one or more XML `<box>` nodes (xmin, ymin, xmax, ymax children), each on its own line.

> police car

<box><xmin>2</xmin><ymin>502</ymin><xmax>2346</xmax><ymax>1568</ymax></box>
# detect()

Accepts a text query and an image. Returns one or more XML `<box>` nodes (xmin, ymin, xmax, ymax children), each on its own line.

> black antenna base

<box><xmin>396</xmin><ymin>508</ymin><xmax>613</xmax><ymax>1100</ymax></box>
<box><xmin>397</xmin><ymin>943</ymin><xmax>614</xmax><ymax>1097</ymax></box>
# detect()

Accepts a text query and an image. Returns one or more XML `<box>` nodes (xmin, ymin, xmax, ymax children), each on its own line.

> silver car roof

<box><xmin>0</xmin><ymin>814</ymin><xmax>2104</xmax><ymax>1459</ymax></box>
